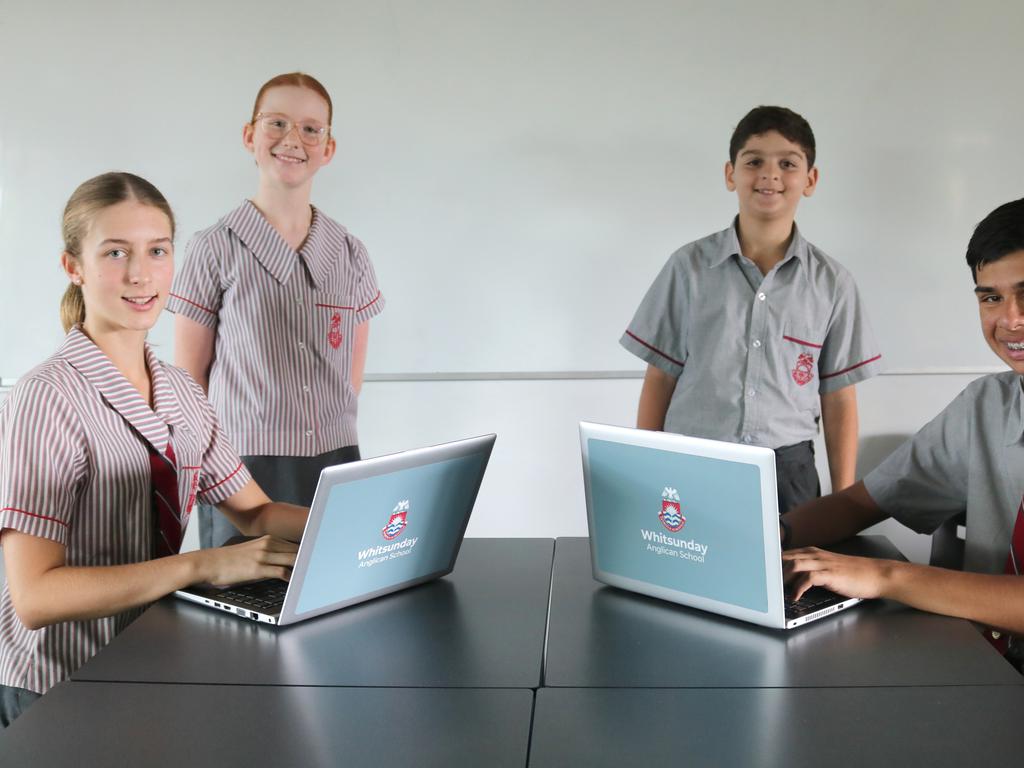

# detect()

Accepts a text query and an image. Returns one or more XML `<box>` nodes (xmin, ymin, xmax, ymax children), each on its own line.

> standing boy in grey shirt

<box><xmin>621</xmin><ymin>106</ymin><xmax>881</xmax><ymax>513</ymax></box>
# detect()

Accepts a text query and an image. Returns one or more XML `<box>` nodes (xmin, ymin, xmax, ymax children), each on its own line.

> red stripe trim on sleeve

<box><xmin>314</xmin><ymin>303</ymin><xmax>356</xmax><ymax>310</ymax></box>
<box><xmin>624</xmin><ymin>331</ymin><xmax>686</xmax><ymax>367</ymax></box>
<box><xmin>200</xmin><ymin>462</ymin><xmax>245</xmax><ymax>493</ymax></box>
<box><xmin>782</xmin><ymin>335</ymin><xmax>824</xmax><ymax>349</ymax></box>
<box><xmin>820</xmin><ymin>354</ymin><xmax>882</xmax><ymax>380</ymax></box>
<box><xmin>357</xmin><ymin>291</ymin><xmax>382</xmax><ymax>312</ymax></box>
<box><xmin>1</xmin><ymin>507</ymin><xmax>69</xmax><ymax>528</ymax></box>
<box><xmin>169</xmin><ymin>293</ymin><xmax>216</xmax><ymax>315</ymax></box>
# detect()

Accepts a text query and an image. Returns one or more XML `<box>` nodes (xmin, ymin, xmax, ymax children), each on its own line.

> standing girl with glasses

<box><xmin>0</xmin><ymin>173</ymin><xmax>307</xmax><ymax>726</ymax></box>
<box><xmin>168</xmin><ymin>73</ymin><xmax>384</xmax><ymax>547</ymax></box>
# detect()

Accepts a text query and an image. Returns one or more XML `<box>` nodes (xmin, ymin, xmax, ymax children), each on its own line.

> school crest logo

<box><xmin>792</xmin><ymin>352</ymin><xmax>815</xmax><ymax>386</ymax></box>
<box><xmin>659</xmin><ymin>487</ymin><xmax>685</xmax><ymax>532</ymax></box>
<box><xmin>382</xmin><ymin>500</ymin><xmax>409</xmax><ymax>540</ymax></box>
<box><xmin>183</xmin><ymin>473</ymin><xmax>199</xmax><ymax>520</ymax></box>
<box><xmin>328</xmin><ymin>312</ymin><xmax>343</xmax><ymax>349</ymax></box>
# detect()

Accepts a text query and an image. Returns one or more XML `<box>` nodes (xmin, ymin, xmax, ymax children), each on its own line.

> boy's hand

<box><xmin>782</xmin><ymin>547</ymin><xmax>893</xmax><ymax>601</ymax></box>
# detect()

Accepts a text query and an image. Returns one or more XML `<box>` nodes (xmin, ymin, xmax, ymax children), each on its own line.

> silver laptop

<box><xmin>176</xmin><ymin>434</ymin><xmax>495</xmax><ymax>626</ymax></box>
<box><xmin>580</xmin><ymin>422</ymin><xmax>860</xmax><ymax>630</ymax></box>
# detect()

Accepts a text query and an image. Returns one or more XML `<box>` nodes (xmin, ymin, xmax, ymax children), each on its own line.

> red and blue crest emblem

<box><xmin>382</xmin><ymin>500</ymin><xmax>410</xmax><ymax>540</ymax></box>
<box><xmin>659</xmin><ymin>487</ymin><xmax>685</xmax><ymax>532</ymax></box>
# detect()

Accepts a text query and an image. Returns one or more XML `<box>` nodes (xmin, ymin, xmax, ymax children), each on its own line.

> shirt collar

<box><xmin>223</xmin><ymin>200</ymin><xmax>340</xmax><ymax>290</ymax></box>
<box><xmin>59</xmin><ymin>327</ymin><xmax>179</xmax><ymax>453</ymax></box>
<box><xmin>705</xmin><ymin>217</ymin><xmax>811</xmax><ymax>271</ymax></box>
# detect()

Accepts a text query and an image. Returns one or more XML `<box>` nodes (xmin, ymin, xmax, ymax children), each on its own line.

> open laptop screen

<box><xmin>291</xmin><ymin>450</ymin><xmax>489</xmax><ymax>617</ymax></box>
<box><xmin>587</xmin><ymin>437</ymin><xmax>769</xmax><ymax>613</ymax></box>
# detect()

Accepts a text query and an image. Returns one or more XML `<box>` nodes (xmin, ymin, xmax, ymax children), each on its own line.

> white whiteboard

<box><xmin>2</xmin><ymin>0</ymin><xmax>1022</xmax><ymax>378</ymax></box>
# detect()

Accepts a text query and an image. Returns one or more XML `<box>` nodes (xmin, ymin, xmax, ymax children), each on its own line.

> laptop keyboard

<box><xmin>785</xmin><ymin>587</ymin><xmax>844</xmax><ymax>619</ymax></box>
<box><xmin>215</xmin><ymin>580</ymin><xmax>288</xmax><ymax>614</ymax></box>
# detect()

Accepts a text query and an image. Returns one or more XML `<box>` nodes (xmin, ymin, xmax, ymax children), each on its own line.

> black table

<box><xmin>73</xmin><ymin>538</ymin><xmax>554</xmax><ymax>688</ymax></box>
<box><xmin>529</xmin><ymin>686</ymin><xmax>1024</xmax><ymax>767</ymax></box>
<box><xmin>544</xmin><ymin>537</ymin><xmax>1022</xmax><ymax>687</ymax></box>
<box><xmin>0</xmin><ymin>682</ymin><xmax>533</xmax><ymax>768</ymax></box>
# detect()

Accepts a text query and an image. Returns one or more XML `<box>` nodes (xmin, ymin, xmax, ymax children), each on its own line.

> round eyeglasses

<box><xmin>254</xmin><ymin>112</ymin><xmax>330</xmax><ymax>146</ymax></box>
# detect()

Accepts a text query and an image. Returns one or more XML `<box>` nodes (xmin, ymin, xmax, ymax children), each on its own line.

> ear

<box><xmin>241</xmin><ymin>122</ymin><xmax>256</xmax><ymax>153</ymax></box>
<box><xmin>61</xmin><ymin>251</ymin><xmax>82</xmax><ymax>284</ymax></box>
<box><xmin>803</xmin><ymin>166</ymin><xmax>819</xmax><ymax>198</ymax></box>
<box><xmin>724</xmin><ymin>161</ymin><xmax>737</xmax><ymax>192</ymax></box>
<box><xmin>320</xmin><ymin>135</ymin><xmax>337</xmax><ymax>165</ymax></box>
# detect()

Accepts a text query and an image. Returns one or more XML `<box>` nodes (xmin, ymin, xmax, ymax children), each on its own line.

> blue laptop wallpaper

<box><xmin>294</xmin><ymin>452</ymin><xmax>487</xmax><ymax>616</ymax></box>
<box><xmin>588</xmin><ymin>438</ymin><xmax>769</xmax><ymax>613</ymax></box>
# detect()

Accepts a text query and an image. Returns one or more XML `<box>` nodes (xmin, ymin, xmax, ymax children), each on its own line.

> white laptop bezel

<box><xmin>580</xmin><ymin>421</ymin><xmax>788</xmax><ymax>630</ymax></box>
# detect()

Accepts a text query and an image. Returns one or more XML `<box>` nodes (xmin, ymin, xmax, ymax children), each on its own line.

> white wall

<box><xmin>2</xmin><ymin>0</ymin><xmax>1023</xmax><ymax>378</ymax></box>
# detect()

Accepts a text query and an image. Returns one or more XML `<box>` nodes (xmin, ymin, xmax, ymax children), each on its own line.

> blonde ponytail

<box><xmin>60</xmin><ymin>282</ymin><xmax>86</xmax><ymax>332</ymax></box>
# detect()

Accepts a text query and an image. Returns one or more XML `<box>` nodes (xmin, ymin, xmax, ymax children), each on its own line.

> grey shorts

<box><xmin>774</xmin><ymin>440</ymin><xmax>821</xmax><ymax>515</ymax></box>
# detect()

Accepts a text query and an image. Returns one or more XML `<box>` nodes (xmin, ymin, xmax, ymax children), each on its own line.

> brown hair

<box><xmin>60</xmin><ymin>172</ymin><xmax>175</xmax><ymax>332</ymax></box>
<box><xmin>729</xmin><ymin>106</ymin><xmax>816</xmax><ymax>169</ymax></box>
<box><xmin>251</xmin><ymin>72</ymin><xmax>333</xmax><ymax>127</ymax></box>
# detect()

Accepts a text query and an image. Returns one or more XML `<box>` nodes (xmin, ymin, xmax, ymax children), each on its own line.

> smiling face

<box><xmin>242</xmin><ymin>85</ymin><xmax>335</xmax><ymax>190</ymax></box>
<box><xmin>974</xmin><ymin>250</ymin><xmax>1024</xmax><ymax>374</ymax></box>
<box><xmin>62</xmin><ymin>200</ymin><xmax>174</xmax><ymax>338</ymax></box>
<box><xmin>725</xmin><ymin>130</ymin><xmax>818</xmax><ymax>224</ymax></box>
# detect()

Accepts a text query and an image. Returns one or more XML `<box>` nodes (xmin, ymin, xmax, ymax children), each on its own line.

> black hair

<box><xmin>729</xmin><ymin>106</ymin><xmax>816</xmax><ymax>168</ymax></box>
<box><xmin>966</xmin><ymin>198</ymin><xmax>1024</xmax><ymax>281</ymax></box>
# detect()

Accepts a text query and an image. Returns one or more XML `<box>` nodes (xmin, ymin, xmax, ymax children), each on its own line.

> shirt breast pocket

<box><xmin>780</xmin><ymin>324</ymin><xmax>824</xmax><ymax>404</ymax></box>
<box><xmin>312</xmin><ymin>294</ymin><xmax>357</xmax><ymax>360</ymax></box>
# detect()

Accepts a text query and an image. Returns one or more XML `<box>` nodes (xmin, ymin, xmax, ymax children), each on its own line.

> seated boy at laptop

<box><xmin>782</xmin><ymin>198</ymin><xmax>1024</xmax><ymax>670</ymax></box>
<box><xmin>620</xmin><ymin>106</ymin><xmax>882</xmax><ymax>513</ymax></box>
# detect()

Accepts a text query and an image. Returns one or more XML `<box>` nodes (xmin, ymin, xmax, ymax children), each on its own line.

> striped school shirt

<box><xmin>166</xmin><ymin>201</ymin><xmax>385</xmax><ymax>457</ymax></box>
<box><xmin>0</xmin><ymin>327</ymin><xmax>251</xmax><ymax>694</ymax></box>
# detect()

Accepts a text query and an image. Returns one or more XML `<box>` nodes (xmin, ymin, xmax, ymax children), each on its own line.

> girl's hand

<box><xmin>194</xmin><ymin>535</ymin><xmax>298</xmax><ymax>587</ymax></box>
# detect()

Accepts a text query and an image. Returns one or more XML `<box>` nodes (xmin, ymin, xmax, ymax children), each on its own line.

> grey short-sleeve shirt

<box><xmin>864</xmin><ymin>372</ymin><xmax>1024</xmax><ymax>574</ymax></box>
<box><xmin>620</xmin><ymin>222</ymin><xmax>881</xmax><ymax>449</ymax></box>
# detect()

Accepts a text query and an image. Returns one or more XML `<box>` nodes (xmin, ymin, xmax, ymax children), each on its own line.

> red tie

<box><xmin>149</xmin><ymin>441</ymin><xmax>183</xmax><ymax>557</ymax></box>
<box><xmin>987</xmin><ymin>497</ymin><xmax>1024</xmax><ymax>654</ymax></box>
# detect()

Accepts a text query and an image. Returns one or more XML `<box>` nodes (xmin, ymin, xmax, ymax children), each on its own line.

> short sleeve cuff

<box><xmin>166</xmin><ymin>293</ymin><xmax>219</xmax><ymax>329</ymax></box>
<box><xmin>0</xmin><ymin>507</ymin><xmax>70</xmax><ymax>546</ymax></box>
<box><xmin>862</xmin><ymin>460</ymin><xmax>954</xmax><ymax>536</ymax></box>
<box><xmin>197</xmin><ymin>462</ymin><xmax>252</xmax><ymax>506</ymax></box>
<box><xmin>862</xmin><ymin>469</ymin><xmax>897</xmax><ymax>517</ymax></box>
<box><xmin>818</xmin><ymin>354</ymin><xmax>883</xmax><ymax>393</ymax></box>
<box><xmin>619</xmin><ymin>330</ymin><xmax>684</xmax><ymax>378</ymax></box>
<box><xmin>354</xmin><ymin>290</ymin><xmax>385</xmax><ymax>325</ymax></box>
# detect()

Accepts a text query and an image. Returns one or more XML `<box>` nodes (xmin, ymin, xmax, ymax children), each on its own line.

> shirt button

<box><xmin>747</xmin><ymin>389</ymin><xmax>755</xmax><ymax>397</ymax></box>
<box><xmin>752</xmin><ymin>339</ymin><xmax>762</xmax><ymax>348</ymax></box>
<box><xmin>757</xmin><ymin>292</ymin><xmax>766</xmax><ymax>301</ymax></box>
<box><xmin>742</xmin><ymin>435</ymin><xmax>752</xmax><ymax>444</ymax></box>
<box><xmin>305</xmin><ymin>430</ymin><xmax>313</xmax><ymax>437</ymax></box>
<box><xmin>298</xmin><ymin>342</ymin><xmax>306</xmax><ymax>350</ymax></box>
<box><xmin>302</xmin><ymin>385</ymin><xmax>310</xmax><ymax>393</ymax></box>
